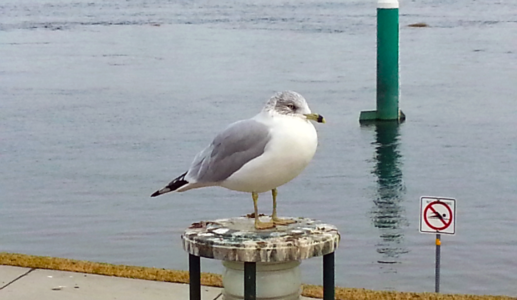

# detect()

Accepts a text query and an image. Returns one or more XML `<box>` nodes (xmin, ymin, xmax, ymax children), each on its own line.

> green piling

<box><xmin>360</xmin><ymin>0</ymin><xmax>405</xmax><ymax>123</ymax></box>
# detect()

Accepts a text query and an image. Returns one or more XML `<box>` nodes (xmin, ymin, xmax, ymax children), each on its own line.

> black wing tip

<box><xmin>151</xmin><ymin>171</ymin><xmax>189</xmax><ymax>197</ymax></box>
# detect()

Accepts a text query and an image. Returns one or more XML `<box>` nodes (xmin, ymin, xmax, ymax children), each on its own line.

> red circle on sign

<box><xmin>423</xmin><ymin>201</ymin><xmax>453</xmax><ymax>231</ymax></box>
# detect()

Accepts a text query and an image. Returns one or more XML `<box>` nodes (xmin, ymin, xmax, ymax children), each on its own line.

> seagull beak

<box><xmin>304</xmin><ymin>113</ymin><xmax>326</xmax><ymax>123</ymax></box>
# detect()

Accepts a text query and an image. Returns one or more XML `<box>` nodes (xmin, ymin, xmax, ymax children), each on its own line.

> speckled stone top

<box><xmin>181</xmin><ymin>216</ymin><xmax>340</xmax><ymax>262</ymax></box>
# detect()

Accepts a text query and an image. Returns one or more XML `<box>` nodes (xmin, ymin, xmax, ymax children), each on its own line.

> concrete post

<box><xmin>182</xmin><ymin>217</ymin><xmax>340</xmax><ymax>300</ymax></box>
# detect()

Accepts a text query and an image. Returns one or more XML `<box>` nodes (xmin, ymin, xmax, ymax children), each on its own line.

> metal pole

<box><xmin>435</xmin><ymin>234</ymin><xmax>441</xmax><ymax>293</ymax></box>
<box><xmin>189</xmin><ymin>254</ymin><xmax>201</xmax><ymax>300</ymax></box>
<box><xmin>323</xmin><ymin>252</ymin><xmax>335</xmax><ymax>300</ymax></box>
<box><xmin>244</xmin><ymin>262</ymin><xmax>256</xmax><ymax>300</ymax></box>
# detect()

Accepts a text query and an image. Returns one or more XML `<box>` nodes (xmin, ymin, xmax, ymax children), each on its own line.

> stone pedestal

<box><xmin>181</xmin><ymin>216</ymin><xmax>340</xmax><ymax>300</ymax></box>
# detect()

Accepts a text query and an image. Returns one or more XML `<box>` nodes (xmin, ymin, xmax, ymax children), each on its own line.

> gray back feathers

<box><xmin>186</xmin><ymin>119</ymin><xmax>271</xmax><ymax>183</ymax></box>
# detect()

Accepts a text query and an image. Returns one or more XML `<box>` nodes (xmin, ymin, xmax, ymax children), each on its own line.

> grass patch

<box><xmin>1</xmin><ymin>252</ymin><xmax>513</xmax><ymax>300</ymax></box>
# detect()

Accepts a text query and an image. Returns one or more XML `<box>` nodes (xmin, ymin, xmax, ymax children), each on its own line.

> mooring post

<box><xmin>360</xmin><ymin>0</ymin><xmax>404</xmax><ymax>123</ymax></box>
<box><xmin>377</xmin><ymin>0</ymin><xmax>400</xmax><ymax>120</ymax></box>
<box><xmin>182</xmin><ymin>217</ymin><xmax>340</xmax><ymax>300</ymax></box>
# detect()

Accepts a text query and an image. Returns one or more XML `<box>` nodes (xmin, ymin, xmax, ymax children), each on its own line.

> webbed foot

<box><xmin>272</xmin><ymin>217</ymin><xmax>297</xmax><ymax>226</ymax></box>
<box><xmin>254</xmin><ymin>219</ymin><xmax>276</xmax><ymax>230</ymax></box>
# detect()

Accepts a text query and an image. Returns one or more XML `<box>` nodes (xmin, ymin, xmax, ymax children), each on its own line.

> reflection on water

<box><xmin>370</xmin><ymin>122</ymin><xmax>408</xmax><ymax>269</ymax></box>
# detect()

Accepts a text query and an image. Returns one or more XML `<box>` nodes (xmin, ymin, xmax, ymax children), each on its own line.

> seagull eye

<box><xmin>287</xmin><ymin>104</ymin><xmax>296</xmax><ymax>110</ymax></box>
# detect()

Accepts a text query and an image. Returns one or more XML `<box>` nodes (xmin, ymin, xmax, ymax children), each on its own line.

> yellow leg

<box><xmin>252</xmin><ymin>192</ymin><xmax>275</xmax><ymax>230</ymax></box>
<box><xmin>271</xmin><ymin>188</ymin><xmax>296</xmax><ymax>226</ymax></box>
<box><xmin>271</xmin><ymin>188</ymin><xmax>281</xmax><ymax>220</ymax></box>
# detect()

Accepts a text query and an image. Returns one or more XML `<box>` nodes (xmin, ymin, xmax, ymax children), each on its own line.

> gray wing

<box><xmin>186</xmin><ymin>119</ymin><xmax>271</xmax><ymax>183</ymax></box>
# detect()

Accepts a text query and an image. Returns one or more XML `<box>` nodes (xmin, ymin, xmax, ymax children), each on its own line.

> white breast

<box><xmin>221</xmin><ymin>113</ymin><xmax>318</xmax><ymax>193</ymax></box>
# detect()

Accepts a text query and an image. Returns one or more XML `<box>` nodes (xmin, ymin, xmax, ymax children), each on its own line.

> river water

<box><xmin>1</xmin><ymin>0</ymin><xmax>516</xmax><ymax>296</ymax></box>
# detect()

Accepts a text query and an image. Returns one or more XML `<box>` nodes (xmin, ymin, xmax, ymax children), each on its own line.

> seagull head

<box><xmin>264</xmin><ymin>91</ymin><xmax>326</xmax><ymax>123</ymax></box>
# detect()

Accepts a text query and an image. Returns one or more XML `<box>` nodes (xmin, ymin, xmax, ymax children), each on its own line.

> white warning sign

<box><xmin>419</xmin><ymin>197</ymin><xmax>456</xmax><ymax>235</ymax></box>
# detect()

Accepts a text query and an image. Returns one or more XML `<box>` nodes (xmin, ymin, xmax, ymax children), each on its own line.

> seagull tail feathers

<box><xmin>151</xmin><ymin>171</ymin><xmax>189</xmax><ymax>197</ymax></box>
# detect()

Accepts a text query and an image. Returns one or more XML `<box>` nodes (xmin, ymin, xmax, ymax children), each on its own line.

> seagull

<box><xmin>151</xmin><ymin>91</ymin><xmax>325</xmax><ymax>230</ymax></box>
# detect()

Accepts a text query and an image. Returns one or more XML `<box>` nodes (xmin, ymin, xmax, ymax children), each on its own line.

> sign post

<box><xmin>419</xmin><ymin>196</ymin><xmax>456</xmax><ymax>293</ymax></box>
<box><xmin>435</xmin><ymin>233</ymin><xmax>441</xmax><ymax>293</ymax></box>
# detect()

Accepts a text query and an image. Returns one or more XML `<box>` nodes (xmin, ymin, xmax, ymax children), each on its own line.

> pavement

<box><xmin>0</xmin><ymin>265</ymin><xmax>222</xmax><ymax>300</ymax></box>
<box><xmin>0</xmin><ymin>265</ymin><xmax>313</xmax><ymax>300</ymax></box>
